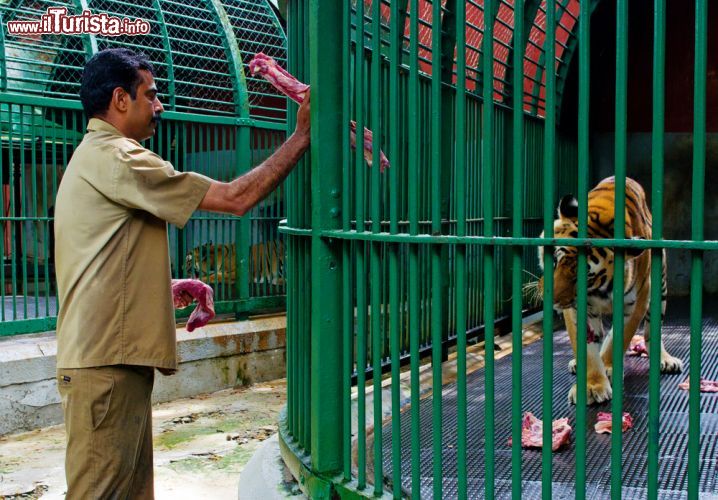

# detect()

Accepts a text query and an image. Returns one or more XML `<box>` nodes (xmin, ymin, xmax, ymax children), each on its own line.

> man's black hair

<box><xmin>79</xmin><ymin>48</ymin><xmax>156</xmax><ymax>118</ymax></box>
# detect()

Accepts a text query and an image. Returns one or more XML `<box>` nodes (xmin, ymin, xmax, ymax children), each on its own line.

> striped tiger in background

<box><xmin>184</xmin><ymin>240</ymin><xmax>285</xmax><ymax>287</ymax></box>
<box><xmin>525</xmin><ymin>176</ymin><xmax>683</xmax><ymax>405</ymax></box>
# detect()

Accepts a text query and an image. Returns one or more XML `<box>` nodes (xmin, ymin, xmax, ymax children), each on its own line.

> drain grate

<box><xmin>382</xmin><ymin>301</ymin><xmax>718</xmax><ymax>499</ymax></box>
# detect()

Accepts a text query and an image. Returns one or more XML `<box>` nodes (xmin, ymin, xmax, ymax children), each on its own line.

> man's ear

<box><xmin>111</xmin><ymin>87</ymin><xmax>130</xmax><ymax>112</ymax></box>
<box><xmin>558</xmin><ymin>194</ymin><xmax>578</xmax><ymax>221</ymax></box>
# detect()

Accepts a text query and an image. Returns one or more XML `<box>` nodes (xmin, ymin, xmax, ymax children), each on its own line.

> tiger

<box><xmin>184</xmin><ymin>240</ymin><xmax>285</xmax><ymax>286</ymax></box>
<box><xmin>532</xmin><ymin>176</ymin><xmax>682</xmax><ymax>405</ymax></box>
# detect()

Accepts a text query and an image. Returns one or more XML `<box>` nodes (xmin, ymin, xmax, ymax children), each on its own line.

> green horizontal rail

<box><xmin>277</xmin><ymin>230</ymin><xmax>718</xmax><ymax>250</ymax></box>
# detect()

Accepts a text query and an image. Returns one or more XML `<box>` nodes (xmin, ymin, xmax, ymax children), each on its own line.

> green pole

<box><xmin>408</xmin><ymin>0</ymin><xmax>421</xmax><ymax>495</ymax></box>
<box><xmin>370</xmin><ymin>0</ymin><xmax>384</xmax><ymax>494</ymax></box>
<box><xmin>611</xmin><ymin>2</ymin><xmax>628</xmax><ymax>497</ymax></box>
<box><xmin>648</xmin><ymin>1</ymin><xmax>666</xmax><ymax>498</ymax></box>
<box><xmin>431</xmin><ymin>0</ymin><xmax>444</xmax><ymax>496</ymax></box>
<box><xmin>542</xmin><ymin>0</ymin><xmax>556</xmax><ymax>496</ymax></box>
<box><xmin>575</xmin><ymin>0</ymin><xmax>591</xmax><ymax>498</ymax></box>
<box><xmin>482</xmin><ymin>2</ymin><xmax>496</xmax><ymax>498</ymax></box>
<box><xmin>511</xmin><ymin>1</ymin><xmax>525</xmax><ymax>498</ymax></box>
<box><xmin>455</xmin><ymin>1</ymin><xmax>468</xmax><ymax>497</ymax></box>
<box><xmin>688</xmin><ymin>1</ymin><xmax>707</xmax><ymax>498</ymax></box>
<box><xmin>308</xmin><ymin>0</ymin><xmax>344</xmax><ymax>475</ymax></box>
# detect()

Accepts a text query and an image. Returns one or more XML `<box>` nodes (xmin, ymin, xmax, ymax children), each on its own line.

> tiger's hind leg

<box><xmin>644</xmin><ymin>255</ymin><xmax>683</xmax><ymax>372</ymax></box>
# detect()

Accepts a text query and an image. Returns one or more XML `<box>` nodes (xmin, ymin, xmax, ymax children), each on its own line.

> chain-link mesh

<box><xmin>224</xmin><ymin>0</ymin><xmax>287</xmax><ymax>122</ymax></box>
<box><xmin>2</xmin><ymin>0</ymin><xmax>288</xmax><ymax>117</ymax></box>
<box><xmin>1</xmin><ymin>0</ymin><xmax>86</xmax><ymax>98</ymax></box>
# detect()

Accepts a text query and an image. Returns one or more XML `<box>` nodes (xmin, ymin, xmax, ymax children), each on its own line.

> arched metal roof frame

<box><xmin>0</xmin><ymin>0</ymin><xmax>287</xmax><ymax>123</ymax></box>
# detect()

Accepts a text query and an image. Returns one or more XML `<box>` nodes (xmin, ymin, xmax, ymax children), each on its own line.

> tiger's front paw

<box><xmin>568</xmin><ymin>379</ymin><xmax>613</xmax><ymax>405</ymax></box>
<box><xmin>568</xmin><ymin>359</ymin><xmax>577</xmax><ymax>374</ymax></box>
<box><xmin>588</xmin><ymin>377</ymin><xmax>612</xmax><ymax>404</ymax></box>
<box><xmin>661</xmin><ymin>353</ymin><xmax>683</xmax><ymax>373</ymax></box>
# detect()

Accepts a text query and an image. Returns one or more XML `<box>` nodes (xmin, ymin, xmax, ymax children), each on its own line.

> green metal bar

<box><xmin>482</xmin><ymin>1</ymin><xmax>496</xmax><ymax>498</ymax></box>
<box><xmin>20</xmin><ymin>106</ymin><xmax>28</xmax><ymax>319</ymax></box>
<box><xmin>237</xmin><ymin>126</ymin><xmax>252</xmax><ymax>303</ymax></box>
<box><xmin>455</xmin><ymin>0</ymin><xmax>468</xmax><ymax>497</ymax></box>
<box><xmin>40</xmin><ymin>113</ymin><xmax>49</xmax><ymax>317</ymax></box>
<box><xmin>355</xmin><ymin>0</ymin><xmax>367</xmax><ymax>489</ymax></box>
<box><xmin>206</xmin><ymin>0</ymin><xmax>250</xmax><ymax>117</ymax></box>
<box><xmin>9</xmin><ymin>105</ymin><xmax>17</xmax><ymax>318</ymax></box>
<box><xmin>611</xmin><ymin>1</ymin><xmax>628</xmax><ymax>498</ymax></box>
<box><xmin>0</xmin><ymin>317</ymin><xmax>57</xmax><ymax>337</ymax></box>
<box><xmin>431</xmin><ymin>0</ymin><xmax>444</xmax><ymax>496</ymax></box>
<box><xmin>408</xmin><ymin>0</ymin><xmax>421</xmax><ymax>495</ymax></box>
<box><xmin>388</xmin><ymin>2</ymin><xmax>406</xmax><ymax>497</ymax></box>
<box><xmin>647</xmin><ymin>2</ymin><xmax>666</xmax><ymax>497</ymax></box>
<box><xmin>0</xmin><ymin>108</ymin><xmax>5</xmax><ymax>320</ymax></box>
<box><xmin>688</xmin><ymin>1</ymin><xmax>707</xmax><ymax>497</ymax></box>
<box><xmin>370</xmin><ymin>0</ymin><xmax>383</xmax><ymax>494</ymax></box>
<box><xmin>342</xmin><ymin>0</ymin><xmax>352</xmax><ymax>483</ymax></box>
<box><xmin>30</xmin><ymin>106</ymin><xmax>38</xmax><ymax>316</ymax></box>
<box><xmin>286</xmin><ymin>0</ymin><xmax>298</xmax><ymax>442</ymax></box>
<box><xmin>72</xmin><ymin>0</ymin><xmax>98</xmax><ymax>63</ymax></box>
<box><xmin>309</xmin><ymin>0</ymin><xmax>344</xmax><ymax>471</ymax></box>
<box><xmin>575</xmin><ymin>0</ymin><xmax>590</xmax><ymax>498</ymax></box>
<box><xmin>542</xmin><ymin>0</ymin><xmax>556</xmax><ymax>496</ymax></box>
<box><xmin>304</xmin><ymin>230</ymin><xmax>718</xmax><ymax>251</ymax></box>
<box><xmin>511</xmin><ymin>1</ymin><xmax>525</xmax><ymax>498</ymax></box>
<box><xmin>0</xmin><ymin>9</ymin><xmax>6</xmax><ymax>92</ymax></box>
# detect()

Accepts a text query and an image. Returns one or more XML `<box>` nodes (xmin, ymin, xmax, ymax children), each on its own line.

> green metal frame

<box><xmin>0</xmin><ymin>0</ymin><xmax>290</xmax><ymax>336</ymax></box>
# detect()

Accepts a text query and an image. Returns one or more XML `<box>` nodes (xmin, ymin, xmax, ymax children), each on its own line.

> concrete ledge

<box><xmin>0</xmin><ymin>315</ymin><xmax>286</xmax><ymax>436</ymax></box>
<box><xmin>238</xmin><ymin>433</ymin><xmax>305</xmax><ymax>499</ymax></box>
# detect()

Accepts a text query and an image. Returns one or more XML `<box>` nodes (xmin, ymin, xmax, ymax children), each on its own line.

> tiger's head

<box><xmin>525</xmin><ymin>194</ymin><xmax>645</xmax><ymax>311</ymax></box>
<box><xmin>184</xmin><ymin>242</ymin><xmax>236</xmax><ymax>283</ymax></box>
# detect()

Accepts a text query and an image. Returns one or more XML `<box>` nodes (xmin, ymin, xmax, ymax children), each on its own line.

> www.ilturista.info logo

<box><xmin>6</xmin><ymin>7</ymin><xmax>150</xmax><ymax>37</ymax></box>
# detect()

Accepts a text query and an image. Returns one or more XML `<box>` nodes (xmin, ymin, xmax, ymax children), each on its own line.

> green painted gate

<box><xmin>280</xmin><ymin>1</ymin><xmax>715</xmax><ymax>498</ymax></box>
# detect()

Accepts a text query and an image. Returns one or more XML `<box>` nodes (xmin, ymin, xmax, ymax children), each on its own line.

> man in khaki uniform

<box><xmin>54</xmin><ymin>48</ymin><xmax>310</xmax><ymax>498</ymax></box>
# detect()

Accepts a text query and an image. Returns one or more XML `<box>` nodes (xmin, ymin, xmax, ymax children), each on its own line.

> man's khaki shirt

<box><xmin>54</xmin><ymin>118</ymin><xmax>212</xmax><ymax>370</ymax></box>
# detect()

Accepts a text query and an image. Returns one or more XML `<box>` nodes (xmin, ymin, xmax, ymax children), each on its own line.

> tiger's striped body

<box><xmin>539</xmin><ymin>176</ymin><xmax>682</xmax><ymax>405</ymax></box>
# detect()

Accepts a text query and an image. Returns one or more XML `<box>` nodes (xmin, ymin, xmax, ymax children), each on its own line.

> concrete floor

<box><xmin>0</xmin><ymin>378</ymin><xmax>299</xmax><ymax>499</ymax></box>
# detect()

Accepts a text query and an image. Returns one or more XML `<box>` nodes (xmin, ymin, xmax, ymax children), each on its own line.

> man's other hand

<box><xmin>294</xmin><ymin>93</ymin><xmax>310</xmax><ymax>141</ymax></box>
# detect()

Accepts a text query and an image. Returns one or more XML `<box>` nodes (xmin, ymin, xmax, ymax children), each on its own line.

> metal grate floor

<box><xmin>382</xmin><ymin>298</ymin><xmax>718</xmax><ymax>499</ymax></box>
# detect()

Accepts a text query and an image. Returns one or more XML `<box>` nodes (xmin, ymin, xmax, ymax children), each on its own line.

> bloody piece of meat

<box><xmin>249</xmin><ymin>52</ymin><xmax>390</xmax><ymax>172</ymax></box>
<box><xmin>678</xmin><ymin>377</ymin><xmax>718</xmax><ymax>393</ymax></box>
<box><xmin>507</xmin><ymin>412</ymin><xmax>572</xmax><ymax>451</ymax></box>
<box><xmin>249</xmin><ymin>52</ymin><xmax>309</xmax><ymax>103</ymax></box>
<box><xmin>628</xmin><ymin>335</ymin><xmax>648</xmax><ymax>357</ymax></box>
<box><xmin>171</xmin><ymin>279</ymin><xmax>215</xmax><ymax>332</ymax></box>
<box><xmin>594</xmin><ymin>412</ymin><xmax>634</xmax><ymax>434</ymax></box>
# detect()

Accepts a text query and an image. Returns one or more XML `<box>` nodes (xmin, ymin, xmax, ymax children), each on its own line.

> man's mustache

<box><xmin>151</xmin><ymin>114</ymin><xmax>162</xmax><ymax>125</ymax></box>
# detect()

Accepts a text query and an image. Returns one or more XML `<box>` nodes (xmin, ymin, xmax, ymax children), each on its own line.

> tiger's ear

<box><xmin>625</xmin><ymin>236</ymin><xmax>647</xmax><ymax>259</ymax></box>
<box><xmin>558</xmin><ymin>194</ymin><xmax>578</xmax><ymax>221</ymax></box>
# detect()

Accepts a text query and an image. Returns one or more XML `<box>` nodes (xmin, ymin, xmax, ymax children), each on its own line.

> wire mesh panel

<box><xmin>1</xmin><ymin>0</ymin><xmax>287</xmax><ymax>117</ymax></box>
<box><xmin>223</xmin><ymin>0</ymin><xmax>288</xmax><ymax>123</ymax></box>
<box><xmin>0</xmin><ymin>0</ymin><xmax>87</xmax><ymax>98</ymax></box>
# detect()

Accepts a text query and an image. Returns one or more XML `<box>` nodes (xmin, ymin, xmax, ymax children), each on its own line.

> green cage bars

<box><xmin>280</xmin><ymin>0</ymin><xmax>715</xmax><ymax>499</ymax></box>
<box><xmin>0</xmin><ymin>0</ymin><xmax>290</xmax><ymax>335</ymax></box>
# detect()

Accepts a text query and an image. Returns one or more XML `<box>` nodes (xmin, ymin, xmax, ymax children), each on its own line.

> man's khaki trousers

<box><xmin>57</xmin><ymin>365</ymin><xmax>155</xmax><ymax>499</ymax></box>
